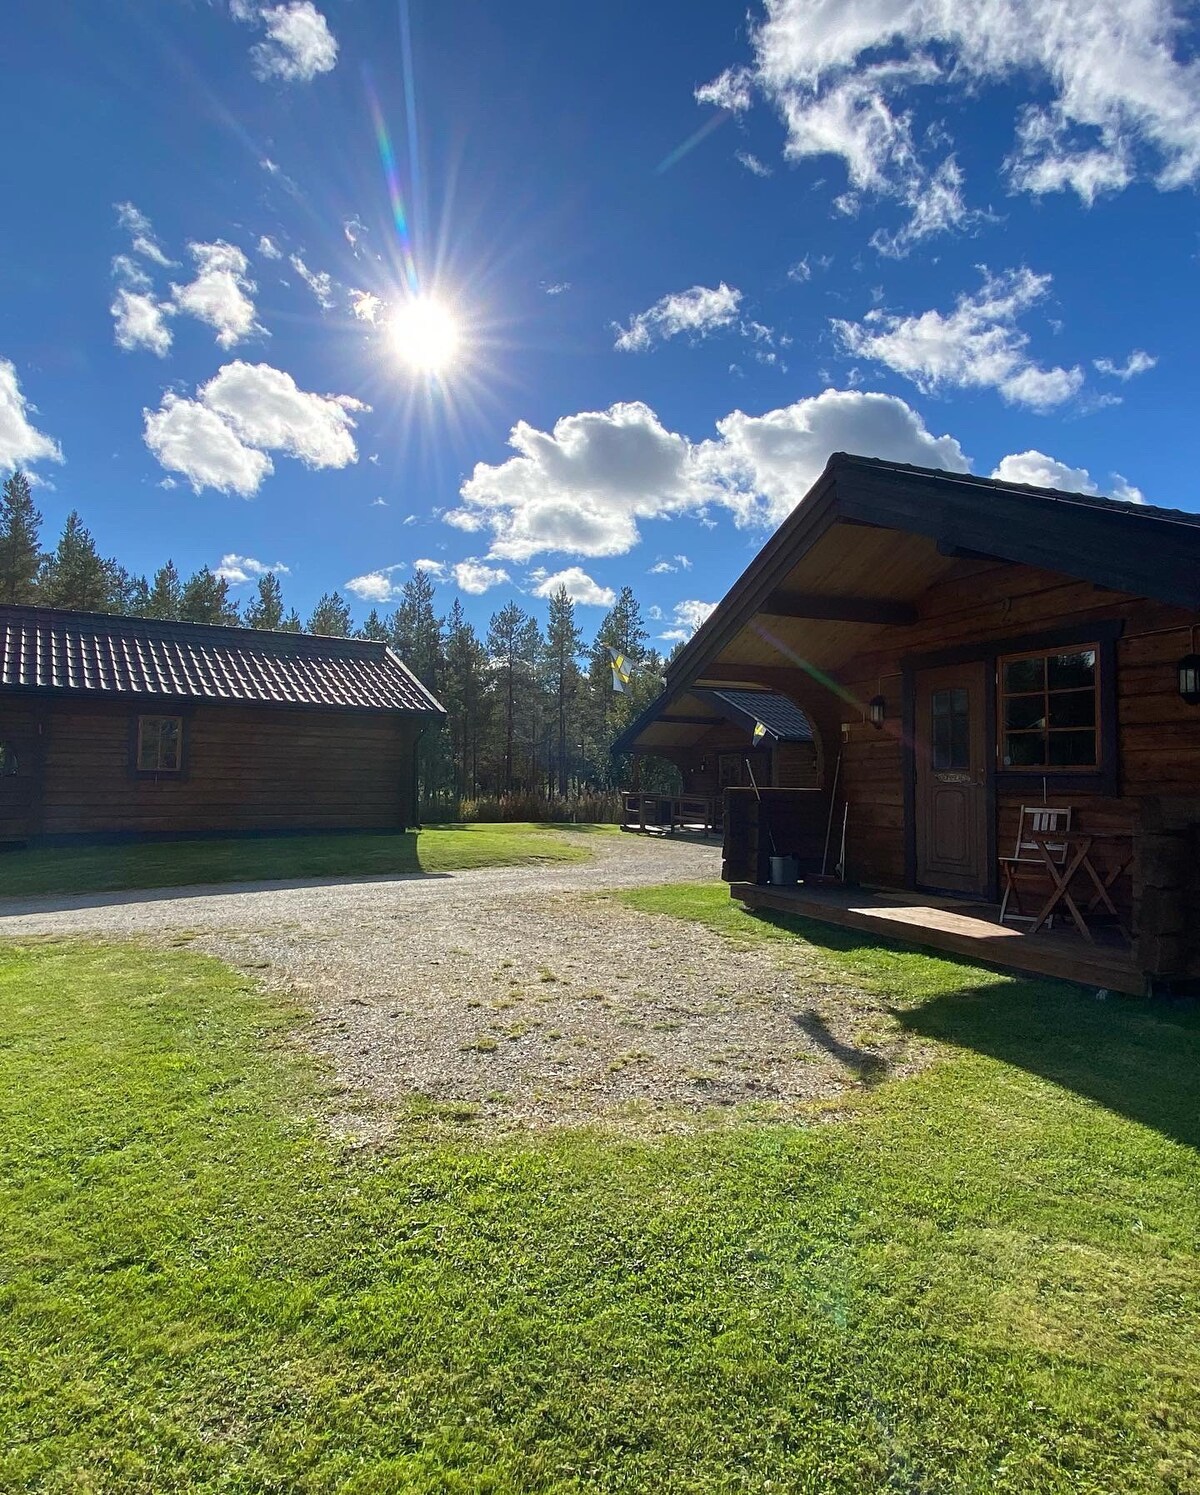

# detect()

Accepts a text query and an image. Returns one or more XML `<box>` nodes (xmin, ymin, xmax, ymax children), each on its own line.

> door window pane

<box><xmin>931</xmin><ymin>687</ymin><xmax>971</xmax><ymax>770</ymax></box>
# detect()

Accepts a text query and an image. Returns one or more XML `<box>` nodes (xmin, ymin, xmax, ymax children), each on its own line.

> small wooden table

<box><xmin>1028</xmin><ymin>832</ymin><xmax>1134</xmax><ymax>943</ymax></box>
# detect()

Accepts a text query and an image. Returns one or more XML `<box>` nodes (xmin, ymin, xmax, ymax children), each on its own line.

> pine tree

<box><xmin>487</xmin><ymin>602</ymin><xmax>540</xmax><ymax>794</ymax></box>
<box><xmin>244</xmin><ymin>572</ymin><xmax>285</xmax><ymax>630</ymax></box>
<box><xmin>0</xmin><ymin>470</ymin><xmax>43</xmax><ymax>604</ymax></box>
<box><xmin>307</xmin><ymin>592</ymin><xmax>352</xmax><ymax>636</ymax></box>
<box><xmin>179</xmin><ymin>569</ymin><xmax>239</xmax><ymax>625</ymax></box>
<box><xmin>355</xmin><ymin>607</ymin><xmax>390</xmax><ymax>642</ymax></box>
<box><xmin>545</xmin><ymin>584</ymin><xmax>584</xmax><ymax>795</ymax></box>
<box><xmin>39</xmin><ymin>512</ymin><xmax>115</xmax><ymax>611</ymax></box>
<box><xmin>142</xmin><ymin>562</ymin><xmax>184</xmax><ymax>619</ymax></box>
<box><xmin>442</xmin><ymin>599</ymin><xmax>487</xmax><ymax>799</ymax></box>
<box><xmin>389</xmin><ymin>569</ymin><xmax>440</xmax><ymax>686</ymax></box>
<box><xmin>281</xmin><ymin>608</ymin><xmax>302</xmax><ymax>633</ymax></box>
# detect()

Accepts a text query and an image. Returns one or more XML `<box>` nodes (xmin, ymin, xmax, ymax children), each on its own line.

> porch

<box><xmin>730</xmin><ymin>880</ymin><xmax>1144</xmax><ymax>995</ymax></box>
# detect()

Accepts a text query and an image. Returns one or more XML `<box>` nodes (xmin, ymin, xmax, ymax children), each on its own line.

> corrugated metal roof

<box><xmin>706</xmin><ymin>689</ymin><xmax>814</xmax><ymax>742</ymax></box>
<box><xmin>0</xmin><ymin>606</ymin><xmax>445</xmax><ymax>715</ymax></box>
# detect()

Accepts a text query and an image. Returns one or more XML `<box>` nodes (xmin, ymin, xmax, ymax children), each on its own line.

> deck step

<box><xmin>730</xmin><ymin>881</ymin><xmax>1144</xmax><ymax>995</ymax></box>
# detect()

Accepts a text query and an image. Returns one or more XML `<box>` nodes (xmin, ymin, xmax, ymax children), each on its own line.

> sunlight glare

<box><xmin>389</xmin><ymin>295</ymin><xmax>460</xmax><ymax>375</ymax></box>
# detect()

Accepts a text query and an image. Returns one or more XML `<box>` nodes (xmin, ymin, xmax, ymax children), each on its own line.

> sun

<box><xmin>389</xmin><ymin>295</ymin><xmax>461</xmax><ymax>375</ymax></box>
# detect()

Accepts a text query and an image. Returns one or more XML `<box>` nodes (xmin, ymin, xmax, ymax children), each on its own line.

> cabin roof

<box><xmin>0</xmin><ymin>605</ymin><xmax>445</xmax><ymax>714</ymax></box>
<box><xmin>667</xmin><ymin>452</ymin><xmax>1200</xmax><ymax>692</ymax></box>
<box><xmin>701</xmin><ymin>689</ymin><xmax>814</xmax><ymax>743</ymax></box>
<box><xmin>612</xmin><ymin>686</ymin><xmax>813</xmax><ymax>755</ymax></box>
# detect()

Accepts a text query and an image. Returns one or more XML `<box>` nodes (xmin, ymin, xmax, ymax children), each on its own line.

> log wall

<box><xmin>3</xmin><ymin>698</ymin><xmax>419</xmax><ymax>838</ymax></box>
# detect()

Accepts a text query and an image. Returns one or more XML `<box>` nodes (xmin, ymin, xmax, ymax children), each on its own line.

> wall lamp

<box><xmin>867</xmin><ymin>694</ymin><xmax>887</xmax><ymax>730</ymax></box>
<box><xmin>1178</xmin><ymin>653</ymin><xmax>1200</xmax><ymax>706</ymax></box>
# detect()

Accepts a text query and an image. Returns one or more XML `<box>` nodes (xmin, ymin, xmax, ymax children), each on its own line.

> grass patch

<box><xmin>1</xmin><ymin>926</ymin><xmax>1199</xmax><ymax>1491</ymax></box>
<box><xmin>0</xmin><ymin>822</ymin><xmax>590</xmax><ymax>898</ymax></box>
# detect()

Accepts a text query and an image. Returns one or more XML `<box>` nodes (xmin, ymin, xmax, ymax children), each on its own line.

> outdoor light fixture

<box><xmin>1178</xmin><ymin>653</ymin><xmax>1200</xmax><ymax>706</ymax></box>
<box><xmin>868</xmin><ymin>694</ymin><xmax>887</xmax><ymax>729</ymax></box>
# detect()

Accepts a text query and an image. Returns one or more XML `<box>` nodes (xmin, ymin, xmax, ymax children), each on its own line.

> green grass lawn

<box><xmin>0</xmin><ymin>822</ymin><xmax>593</xmax><ymax>898</ymax></box>
<box><xmin>2</xmin><ymin>891</ymin><xmax>1199</xmax><ymax>1491</ymax></box>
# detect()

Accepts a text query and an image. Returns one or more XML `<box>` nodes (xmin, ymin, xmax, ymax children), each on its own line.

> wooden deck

<box><xmin>730</xmin><ymin>880</ymin><xmax>1144</xmax><ymax>994</ymax></box>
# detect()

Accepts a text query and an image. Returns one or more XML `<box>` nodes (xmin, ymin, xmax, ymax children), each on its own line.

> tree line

<box><xmin>0</xmin><ymin>470</ymin><xmax>677</xmax><ymax>813</ymax></box>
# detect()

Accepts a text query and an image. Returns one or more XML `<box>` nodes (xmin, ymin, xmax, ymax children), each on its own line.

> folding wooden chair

<box><xmin>999</xmin><ymin>806</ymin><xmax>1072</xmax><ymax>927</ymax></box>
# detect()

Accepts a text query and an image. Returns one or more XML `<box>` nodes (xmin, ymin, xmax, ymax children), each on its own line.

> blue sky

<box><xmin>3</xmin><ymin>0</ymin><xmax>1198</xmax><ymax>641</ymax></box>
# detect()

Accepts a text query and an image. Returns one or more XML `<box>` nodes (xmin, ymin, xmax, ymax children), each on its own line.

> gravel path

<box><xmin>0</xmin><ymin>832</ymin><xmax>921</xmax><ymax>1136</ymax></box>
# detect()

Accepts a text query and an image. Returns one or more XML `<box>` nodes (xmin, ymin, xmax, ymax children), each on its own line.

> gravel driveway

<box><xmin>0</xmin><ymin>831</ymin><xmax>917</xmax><ymax>1135</ymax></box>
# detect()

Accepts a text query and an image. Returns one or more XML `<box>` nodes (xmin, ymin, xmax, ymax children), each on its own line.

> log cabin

<box><xmin>616</xmin><ymin>454</ymin><xmax>1200</xmax><ymax>996</ymax></box>
<box><xmin>0</xmin><ymin>606</ymin><xmax>445</xmax><ymax>845</ymax></box>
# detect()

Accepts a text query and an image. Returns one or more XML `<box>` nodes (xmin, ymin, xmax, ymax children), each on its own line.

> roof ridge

<box><xmin>0</xmin><ymin>603</ymin><xmax>389</xmax><ymax>654</ymax></box>
<box><xmin>828</xmin><ymin>452</ymin><xmax>1200</xmax><ymax>527</ymax></box>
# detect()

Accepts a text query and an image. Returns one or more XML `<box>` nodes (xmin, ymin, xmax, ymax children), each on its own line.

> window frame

<box><xmin>997</xmin><ymin>642</ymin><xmax>1102</xmax><ymax>773</ymax></box>
<box><xmin>133</xmin><ymin>714</ymin><xmax>186</xmax><ymax>777</ymax></box>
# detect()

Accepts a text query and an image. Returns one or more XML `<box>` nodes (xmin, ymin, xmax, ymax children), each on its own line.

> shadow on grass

<box><xmin>746</xmin><ymin>906</ymin><xmax>1200</xmax><ymax>1151</ymax></box>
<box><xmin>792</xmin><ymin>1007</ymin><xmax>890</xmax><ymax>1086</ymax></box>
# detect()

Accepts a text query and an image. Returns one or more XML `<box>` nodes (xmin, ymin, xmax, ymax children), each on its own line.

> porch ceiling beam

<box><xmin>760</xmin><ymin>590</ymin><xmax>917</xmax><ymax>625</ymax></box>
<box><xmin>656</xmin><ymin>715</ymin><xmax>723</xmax><ymax>727</ymax></box>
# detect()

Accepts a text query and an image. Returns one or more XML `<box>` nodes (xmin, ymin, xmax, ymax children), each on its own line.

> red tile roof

<box><xmin>0</xmin><ymin>606</ymin><xmax>444</xmax><ymax>715</ymax></box>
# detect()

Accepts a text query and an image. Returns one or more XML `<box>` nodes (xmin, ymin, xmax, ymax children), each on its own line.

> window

<box><xmin>137</xmin><ymin>715</ymin><xmax>183</xmax><ymax>773</ymax></box>
<box><xmin>931</xmin><ymin>687</ymin><xmax>970</xmax><ymax>770</ymax></box>
<box><xmin>0</xmin><ymin>742</ymin><xmax>16</xmax><ymax>776</ymax></box>
<box><xmin>1000</xmin><ymin>647</ymin><xmax>1098</xmax><ymax>769</ymax></box>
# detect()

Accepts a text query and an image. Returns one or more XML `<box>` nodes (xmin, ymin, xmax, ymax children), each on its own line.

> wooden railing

<box><xmin>722</xmin><ymin>788</ymin><xmax>829</xmax><ymax>885</ymax></box>
<box><xmin>621</xmin><ymin>791</ymin><xmax>720</xmax><ymax>835</ymax></box>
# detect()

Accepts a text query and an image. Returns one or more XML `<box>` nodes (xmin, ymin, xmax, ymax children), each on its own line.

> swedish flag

<box><xmin>609</xmin><ymin>647</ymin><xmax>632</xmax><ymax>694</ymax></box>
<box><xmin>752</xmin><ymin>720</ymin><xmax>767</xmax><ymax>746</ymax></box>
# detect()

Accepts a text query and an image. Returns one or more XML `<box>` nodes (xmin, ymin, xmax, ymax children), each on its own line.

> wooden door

<box><xmin>914</xmin><ymin>663</ymin><xmax>990</xmax><ymax>895</ymax></box>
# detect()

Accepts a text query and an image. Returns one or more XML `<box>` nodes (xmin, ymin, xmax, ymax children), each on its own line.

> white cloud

<box><xmin>371</xmin><ymin>496</ymin><xmax>388</xmax><ymax>507</ymax></box>
<box><xmin>144</xmin><ymin>393</ymin><xmax>272</xmax><ymax>497</ymax></box>
<box><xmin>289</xmin><ymin>253</ymin><xmax>334</xmax><ymax>310</ymax></box>
<box><xmin>453</xmin><ymin>560</ymin><xmax>510</xmax><ymax>595</ymax></box>
<box><xmin>451</xmin><ymin>388</ymin><xmax>970</xmax><ymax>557</ymax></box>
<box><xmin>199</xmin><ymin>361</ymin><xmax>365</xmax><ymax>468</ymax></box>
<box><xmin>143</xmin><ymin>361</ymin><xmax>365</xmax><ymax>495</ymax></box>
<box><xmin>787</xmin><ymin>258</ymin><xmax>812</xmax><ymax>282</ymax></box>
<box><xmin>614</xmin><ymin>283</ymin><xmax>744</xmax><ymax>353</ymax></box>
<box><xmin>454</xmin><ymin>401</ymin><xmax>703</xmax><ymax>561</ymax></box>
<box><xmin>345</xmin><ymin>564</ymin><xmax>406</xmax><ymax>602</ymax></box>
<box><xmin>258</xmin><ymin>234</ymin><xmax>283</xmax><ymax>260</ymax></box>
<box><xmin>412</xmin><ymin>559</ymin><xmax>446</xmax><ymax>578</ymax></box>
<box><xmin>1094</xmin><ymin>350</ymin><xmax>1157</xmax><ymax>380</ymax></box>
<box><xmin>736</xmin><ymin>150</ymin><xmax>772</xmax><ymax>177</ymax></box>
<box><xmin>834</xmin><ymin>268</ymin><xmax>1084</xmax><ymax>410</ymax></box>
<box><xmin>648</xmin><ymin>553</ymin><xmax>693</xmax><ymax>575</ymax></box>
<box><xmin>111</xmin><ymin>289</ymin><xmax>173</xmax><ymax>357</ymax></box>
<box><xmin>171</xmin><ymin>241</ymin><xmax>263</xmax><ymax>348</ymax></box>
<box><xmin>544</xmin><ymin>282</ymin><xmax>572</xmax><ymax>296</ymax></box>
<box><xmin>0</xmin><ymin>358</ymin><xmax>64</xmax><ymax>472</ymax></box>
<box><xmin>718</xmin><ymin>0</ymin><xmax>1200</xmax><ymax>219</ymax></box>
<box><xmin>239</xmin><ymin>1</ymin><xmax>338</xmax><ymax>83</ymax></box>
<box><xmin>112</xmin><ymin>254</ymin><xmax>152</xmax><ymax>291</ymax></box>
<box><xmin>349</xmin><ymin>289</ymin><xmax>383</xmax><ymax>324</ymax></box>
<box><xmin>695</xmin><ymin>68</ymin><xmax>754</xmax><ymax>114</ymax></box>
<box><xmin>671</xmin><ymin>599</ymin><xmax>718</xmax><ymax>634</ymax></box>
<box><xmin>115</xmin><ymin>202</ymin><xmax>174</xmax><ymax>266</ymax></box>
<box><xmin>213</xmin><ymin>552</ymin><xmax>290</xmax><ymax>584</ymax></box>
<box><xmin>529</xmin><ymin>566</ymin><xmax>615</xmax><ymax>607</ymax></box>
<box><xmin>699</xmin><ymin>388</ymin><xmax>971</xmax><ymax>526</ymax></box>
<box><xmin>991</xmin><ymin>449</ymin><xmax>1145</xmax><ymax>502</ymax></box>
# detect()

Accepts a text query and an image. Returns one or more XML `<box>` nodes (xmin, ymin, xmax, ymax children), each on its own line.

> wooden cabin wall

<box><xmin>19</xmin><ymin>699</ymin><xmax>418</xmax><ymax>837</ymax></box>
<box><xmin>832</xmin><ymin>562</ymin><xmax>1200</xmax><ymax>897</ymax></box>
<box><xmin>773</xmin><ymin>740</ymin><xmax>820</xmax><ymax>789</ymax></box>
